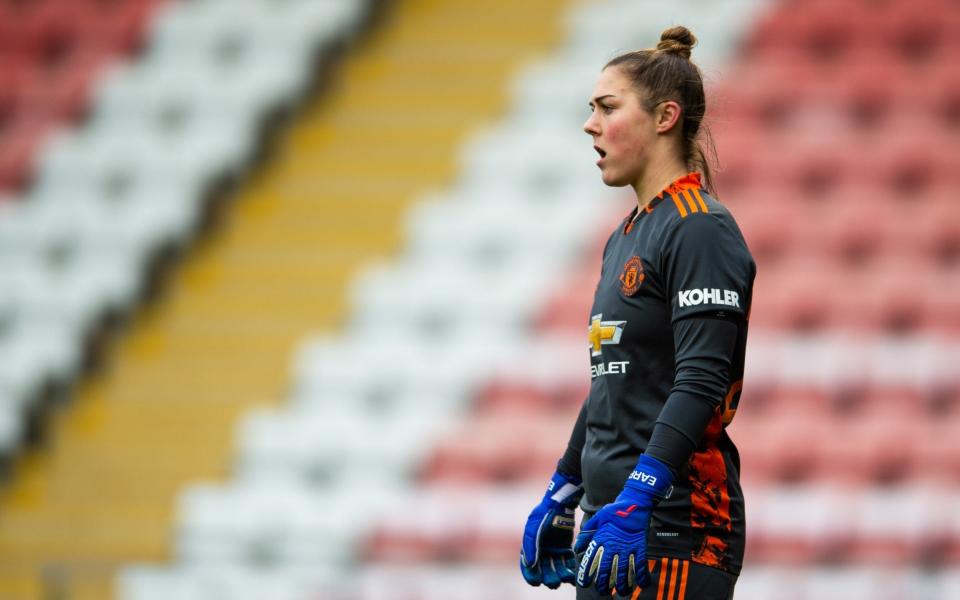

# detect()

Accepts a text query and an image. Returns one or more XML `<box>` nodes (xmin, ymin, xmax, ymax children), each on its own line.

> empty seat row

<box><xmin>747</xmin><ymin>484</ymin><xmax>960</xmax><ymax>565</ymax></box>
<box><xmin>417</xmin><ymin>414</ymin><xmax>574</xmax><ymax>484</ymax></box>
<box><xmin>474</xmin><ymin>379</ymin><xmax>960</xmax><ymax>423</ymax></box>
<box><xmin>750</xmin><ymin>259</ymin><xmax>960</xmax><ymax>333</ymax></box>
<box><xmin>234</xmin><ymin>408</ymin><xmax>447</xmax><ymax>485</ymax></box>
<box><xmin>714</xmin><ymin>131</ymin><xmax>960</xmax><ymax>194</ymax></box>
<box><xmin>175</xmin><ymin>481</ymin><xmax>401</xmax><ymax>565</ymax></box>
<box><xmin>117</xmin><ymin>564</ymin><xmax>332</xmax><ymax>600</ymax></box>
<box><xmin>347</xmin><ymin>257</ymin><xmax>565</xmax><ymax>337</ymax></box>
<box><xmin>0</xmin><ymin>0</ymin><xmax>376</xmax><ymax>465</ymax></box>
<box><xmin>731</xmin><ymin>197</ymin><xmax>960</xmax><ymax>266</ymax></box>
<box><xmin>733</xmin><ymin>415</ymin><xmax>960</xmax><ymax>484</ymax></box>
<box><xmin>0</xmin><ymin>0</ymin><xmax>164</xmax><ymax>192</ymax></box>
<box><xmin>468</xmin><ymin>334</ymin><xmax>960</xmax><ymax>411</ymax></box>
<box><xmin>403</xmin><ymin>186</ymin><xmax>608</xmax><ymax>267</ymax></box>
<box><xmin>362</xmin><ymin>482</ymin><xmax>960</xmax><ymax>565</ymax></box>
<box><xmin>292</xmin><ymin>331</ymin><xmax>519</xmax><ymax>406</ymax></box>
<box><xmin>417</xmin><ymin>407</ymin><xmax>960</xmax><ymax>486</ymax></box>
<box><xmin>742</xmin><ymin>384</ymin><xmax>960</xmax><ymax>416</ymax></box>
<box><xmin>745</xmin><ymin>1</ymin><xmax>960</xmax><ymax>57</ymax></box>
<box><xmin>0</xmin><ymin>0</ymin><xmax>160</xmax><ymax>62</ymax></box>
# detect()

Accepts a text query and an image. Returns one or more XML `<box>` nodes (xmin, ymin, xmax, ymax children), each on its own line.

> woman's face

<box><xmin>583</xmin><ymin>67</ymin><xmax>658</xmax><ymax>188</ymax></box>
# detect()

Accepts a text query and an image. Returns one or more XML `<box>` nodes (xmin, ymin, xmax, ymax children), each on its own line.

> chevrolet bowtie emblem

<box><xmin>588</xmin><ymin>314</ymin><xmax>626</xmax><ymax>356</ymax></box>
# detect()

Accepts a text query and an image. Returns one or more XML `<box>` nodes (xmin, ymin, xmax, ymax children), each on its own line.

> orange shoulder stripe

<box><xmin>670</xmin><ymin>193</ymin><xmax>688</xmax><ymax>218</ymax></box>
<box><xmin>682</xmin><ymin>190</ymin><xmax>699</xmax><ymax>214</ymax></box>
<box><xmin>692</xmin><ymin>188</ymin><xmax>709</xmax><ymax>212</ymax></box>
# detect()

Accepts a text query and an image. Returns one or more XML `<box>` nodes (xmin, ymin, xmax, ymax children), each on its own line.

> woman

<box><xmin>519</xmin><ymin>26</ymin><xmax>755</xmax><ymax>600</ymax></box>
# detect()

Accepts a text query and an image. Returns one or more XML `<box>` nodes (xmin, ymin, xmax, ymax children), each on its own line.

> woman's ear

<box><xmin>656</xmin><ymin>100</ymin><xmax>682</xmax><ymax>134</ymax></box>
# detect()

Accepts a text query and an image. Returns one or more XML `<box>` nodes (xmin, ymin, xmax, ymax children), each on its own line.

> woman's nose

<box><xmin>583</xmin><ymin>114</ymin><xmax>599</xmax><ymax>135</ymax></box>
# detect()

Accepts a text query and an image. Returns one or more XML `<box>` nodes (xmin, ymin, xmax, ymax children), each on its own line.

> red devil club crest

<box><xmin>620</xmin><ymin>256</ymin><xmax>644</xmax><ymax>296</ymax></box>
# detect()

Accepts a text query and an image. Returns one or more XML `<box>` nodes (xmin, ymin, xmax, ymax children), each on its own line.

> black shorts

<box><xmin>574</xmin><ymin>556</ymin><xmax>737</xmax><ymax>600</ymax></box>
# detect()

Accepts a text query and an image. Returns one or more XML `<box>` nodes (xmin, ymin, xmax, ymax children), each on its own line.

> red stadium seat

<box><xmin>720</xmin><ymin>188</ymin><xmax>805</xmax><ymax>264</ymax></box>
<box><xmin>795</xmin><ymin>193</ymin><xmax>900</xmax><ymax>266</ymax></box>
<box><xmin>829</xmin><ymin>257</ymin><xmax>936</xmax><ymax>333</ymax></box>
<box><xmin>746</xmin><ymin>484</ymin><xmax>855</xmax><ymax>563</ymax></box>
<box><xmin>0</xmin><ymin>117</ymin><xmax>51</xmax><ymax>191</ymax></box>
<box><xmin>749</xmin><ymin>256</ymin><xmax>842</xmax><ymax>332</ymax></box>
<box><xmin>915</xmin><ymin>419</ymin><xmax>960</xmax><ymax>481</ymax></box>
<box><xmin>78</xmin><ymin>0</ymin><xmax>165</xmax><ymax>54</ymax></box>
<box><xmin>924</xmin><ymin>267</ymin><xmax>960</xmax><ymax>332</ymax></box>
<box><xmin>846</xmin><ymin>485</ymin><xmax>947</xmax><ymax>564</ymax></box>
<box><xmin>534</xmin><ymin>267</ymin><xmax>599</xmax><ymax>333</ymax></box>
<box><xmin>711</xmin><ymin>55</ymin><xmax>815</xmax><ymax>128</ymax></box>
<box><xmin>875</xmin><ymin>1</ymin><xmax>960</xmax><ymax>62</ymax></box>
<box><xmin>418</xmin><ymin>415</ymin><xmax>572</xmax><ymax>484</ymax></box>
<box><xmin>0</xmin><ymin>0</ymin><xmax>164</xmax><ymax>194</ymax></box>
<box><xmin>911</xmin><ymin>189</ymin><xmax>960</xmax><ymax>265</ymax></box>
<box><xmin>731</xmin><ymin>413</ymin><xmax>830</xmax><ymax>484</ymax></box>
<box><xmin>858</xmin><ymin>386</ymin><xmax>932</xmax><ymax>418</ymax></box>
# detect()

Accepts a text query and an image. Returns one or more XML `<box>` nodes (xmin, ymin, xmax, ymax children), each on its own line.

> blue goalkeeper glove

<box><xmin>520</xmin><ymin>470</ymin><xmax>584</xmax><ymax>589</ymax></box>
<box><xmin>574</xmin><ymin>454</ymin><xmax>673</xmax><ymax>596</ymax></box>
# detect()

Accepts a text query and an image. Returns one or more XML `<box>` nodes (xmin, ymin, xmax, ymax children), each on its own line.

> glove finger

<box><xmin>594</xmin><ymin>545</ymin><xmax>615</xmax><ymax>597</ymax></box>
<box><xmin>541</xmin><ymin>556</ymin><xmax>563</xmax><ymax>589</ymax></box>
<box><xmin>521</xmin><ymin>510</ymin><xmax>549</xmax><ymax>566</ymax></box>
<box><xmin>614</xmin><ymin>553</ymin><xmax>630</xmax><ymax>596</ymax></box>
<box><xmin>556</xmin><ymin>552</ymin><xmax>578</xmax><ymax>585</ymax></box>
<box><xmin>626</xmin><ymin>554</ymin><xmax>636</xmax><ymax>590</ymax></box>
<box><xmin>519</xmin><ymin>555</ymin><xmax>543</xmax><ymax>586</ymax></box>
<box><xmin>634</xmin><ymin>556</ymin><xmax>651</xmax><ymax>591</ymax></box>
<box><xmin>576</xmin><ymin>539</ymin><xmax>602</xmax><ymax>587</ymax></box>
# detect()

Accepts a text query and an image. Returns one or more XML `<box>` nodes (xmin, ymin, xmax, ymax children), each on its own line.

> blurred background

<box><xmin>0</xmin><ymin>0</ymin><xmax>958</xmax><ymax>598</ymax></box>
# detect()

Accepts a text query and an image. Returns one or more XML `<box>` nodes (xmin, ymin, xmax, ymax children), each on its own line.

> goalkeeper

<box><xmin>520</xmin><ymin>26</ymin><xmax>755</xmax><ymax>600</ymax></box>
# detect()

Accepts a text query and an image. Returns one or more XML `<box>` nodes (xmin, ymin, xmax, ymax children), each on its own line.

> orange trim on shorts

<box><xmin>667</xmin><ymin>559</ymin><xmax>680</xmax><ymax>599</ymax></box>
<box><xmin>655</xmin><ymin>557</ymin><xmax>669</xmax><ymax>600</ymax></box>
<box><xmin>677</xmin><ymin>560</ymin><xmax>690</xmax><ymax>600</ymax></box>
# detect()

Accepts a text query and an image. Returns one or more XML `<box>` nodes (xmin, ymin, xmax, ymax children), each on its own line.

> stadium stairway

<box><xmin>0</xmin><ymin>0</ymin><xmax>569</xmax><ymax>598</ymax></box>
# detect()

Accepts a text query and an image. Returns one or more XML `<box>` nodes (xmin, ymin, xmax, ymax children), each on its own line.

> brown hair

<box><xmin>605</xmin><ymin>26</ymin><xmax>717</xmax><ymax>194</ymax></box>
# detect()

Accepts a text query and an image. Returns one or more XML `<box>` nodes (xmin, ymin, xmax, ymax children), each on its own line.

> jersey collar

<box><xmin>656</xmin><ymin>172</ymin><xmax>703</xmax><ymax>200</ymax></box>
<box><xmin>624</xmin><ymin>172</ymin><xmax>703</xmax><ymax>234</ymax></box>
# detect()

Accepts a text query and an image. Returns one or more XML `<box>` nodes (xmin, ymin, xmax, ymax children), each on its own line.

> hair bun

<box><xmin>656</xmin><ymin>26</ymin><xmax>696</xmax><ymax>59</ymax></box>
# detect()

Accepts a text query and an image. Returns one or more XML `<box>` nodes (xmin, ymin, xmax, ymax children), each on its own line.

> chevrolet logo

<box><xmin>588</xmin><ymin>313</ymin><xmax>626</xmax><ymax>357</ymax></box>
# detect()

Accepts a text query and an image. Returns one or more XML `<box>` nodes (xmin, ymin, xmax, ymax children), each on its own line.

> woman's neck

<box><xmin>632</xmin><ymin>156</ymin><xmax>689</xmax><ymax>211</ymax></box>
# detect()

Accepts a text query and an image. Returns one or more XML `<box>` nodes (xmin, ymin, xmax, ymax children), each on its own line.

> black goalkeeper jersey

<box><xmin>580</xmin><ymin>173</ymin><xmax>755</xmax><ymax>575</ymax></box>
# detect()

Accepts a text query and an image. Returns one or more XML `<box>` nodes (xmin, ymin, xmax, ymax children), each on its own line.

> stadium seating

<box><xmin>0</xmin><ymin>0</ymin><xmax>377</xmax><ymax>597</ymax></box>
<box><xmin>2</xmin><ymin>0</ymin><xmax>958</xmax><ymax>597</ymax></box>
<box><xmin>0</xmin><ymin>0</ymin><xmax>164</xmax><ymax>192</ymax></box>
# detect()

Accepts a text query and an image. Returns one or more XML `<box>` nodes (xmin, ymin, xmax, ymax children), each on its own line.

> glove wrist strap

<box><xmin>623</xmin><ymin>454</ymin><xmax>674</xmax><ymax>500</ymax></box>
<box><xmin>545</xmin><ymin>470</ymin><xmax>584</xmax><ymax>507</ymax></box>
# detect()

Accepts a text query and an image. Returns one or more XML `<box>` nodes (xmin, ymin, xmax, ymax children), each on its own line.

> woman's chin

<box><xmin>600</xmin><ymin>171</ymin><xmax>629</xmax><ymax>188</ymax></box>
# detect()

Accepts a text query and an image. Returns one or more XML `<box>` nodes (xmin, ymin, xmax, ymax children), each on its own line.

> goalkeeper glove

<box><xmin>520</xmin><ymin>470</ymin><xmax>584</xmax><ymax>588</ymax></box>
<box><xmin>574</xmin><ymin>454</ymin><xmax>673</xmax><ymax>596</ymax></box>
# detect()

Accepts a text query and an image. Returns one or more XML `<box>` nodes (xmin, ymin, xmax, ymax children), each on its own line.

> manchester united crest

<box><xmin>619</xmin><ymin>255</ymin><xmax>644</xmax><ymax>296</ymax></box>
